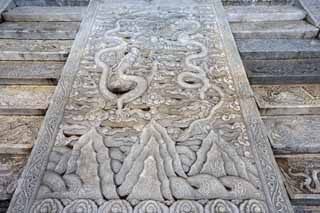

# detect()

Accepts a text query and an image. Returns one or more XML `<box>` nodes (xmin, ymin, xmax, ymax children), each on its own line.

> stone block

<box><xmin>237</xmin><ymin>39</ymin><xmax>320</xmax><ymax>60</ymax></box>
<box><xmin>0</xmin><ymin>39</ymin><xmax>72</xmax><ymax>61</ymax></box>
<box><xmin>0</xmin><ymin>86</ymin><xmax>55</xmax><ymax>115</ymax></box>
<box><xmin>0</xmin><ymin>61</ymin><xmax>63</xmax><ymax>85</ymax></box>
<box><xmin>263</xmin><ymin>115</ymin><xmax>320</xmax><ymax>154</ymax></box>
<box><xmin>277</xmin><ymin>154</ymin><xmax>320</xmax><ymax>205</ymax></box>
<box><xmin>0</xmin><ymin>22</ymin><xmax>80</xmax><ymax>40</ymax></box>
<box><xmin>225</xmin><ymin>5</ymin><xmax>306</xmax><ymax>22</ymax></box>
<box><xmin>3</xmin><ymin>6</ymin><xmax>86</xmax><ymax>22</ymax></box>
<box><xmin>253</xmin><ymin>84</ymin><xmax>320</xmax><ymax>115</ymax></box>
<box><xmin>231</xmin><ymin>21</ymin><xmax>319</xmax><ymax>39</ymax></box>
<box><xmin>244</xmin><ymin>59</ymin><xmax>320</xmax><ymax>84</ymax></box>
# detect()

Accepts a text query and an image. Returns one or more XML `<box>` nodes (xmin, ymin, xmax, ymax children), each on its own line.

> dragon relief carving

<box><xmin>31</xmin><ymin>6</ymin><xmax>266</xmax><ymax>212</ymax></box>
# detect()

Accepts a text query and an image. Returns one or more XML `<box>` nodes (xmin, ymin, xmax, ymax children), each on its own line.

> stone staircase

<box><xmin>0</xmin><ymin>5</ymin><xmax>84</xmax><ymax>212</ymax></box>
<box><xmin>227</xmin><ymin>2</ymin><xmax>320</xmax><ymax>212</ymax></box>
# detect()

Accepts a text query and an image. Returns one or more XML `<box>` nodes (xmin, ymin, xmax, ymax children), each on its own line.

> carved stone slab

<box><xmin>0</xmin><ymin>61</ymin><xmax>63</xmax><ymax>85</ymax></box>
<box><xmin>262</xmin><ymin>115</ymin><xmax>320</xmax><ymax>154</ymax></box>
<box><xmin>8</xmin><ymin>0</ymin><xmax>293</xmax><ymax>212</ymax></box>
<box><xmin>253</xmin><ymin>84</ymin><xmax>320</xmax><ymax>115</ymax></box>
<box><xmin>0</xmin><ymin>86</ymin><xmax>55</xmax><ymax>115</ymax></box>
<box><xmin>277</xmin><ymin>154</ymin><xmax>320</xmax><ymax>205</ymax></box>
<box><xmin>297</xmin><ymin>0</ymin><xmax>320</xmax><ymax>28</ymax></box>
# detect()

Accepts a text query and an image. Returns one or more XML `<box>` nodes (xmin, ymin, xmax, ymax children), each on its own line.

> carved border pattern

<box><xmin>8</xmin><ymin>0</ymin><xmax>293</xmax><ymax>212</ymax></box>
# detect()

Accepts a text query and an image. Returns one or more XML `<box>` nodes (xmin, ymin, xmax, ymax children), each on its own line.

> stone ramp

<box><xmin>8</xmin><ymin>0</ymin><xmax>292</xmax><ymax>212</ymax></box>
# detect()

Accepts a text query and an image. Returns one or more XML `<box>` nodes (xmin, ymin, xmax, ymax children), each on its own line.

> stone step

<box><xmin>276</xmin><ymin>154</ymin><xmax>320</xmax><ymax>205</ymax></box>
<box><xmin>237</xmin><ymin>39</ymin><xmax>320</xmax><ymax>60</ymax></box>
<box><xmin>0</xmin><ymin>86</ymin><xmax>55</xmax><ymax>115</ymax></box>
<box><xmin>0</xmin><ymin>116</ymin><xmax>42</xmax><ymax>153</ymax></box>
<box><xmin>231</xmin><ymin>21</ymin><xmax>319</xmax><ymax>39</ymax></box>
<box><xmin>262</xmin><ymin>115</ymin><xmax>320</xmax><ymax>154</ymax></box>
<box><xmin>0</xmin><ymin>61</ymin><xmax>63</xmax><ymax>85</ymax></box>
<box><xmin>294</xmin><ymin>206</ymin><xmax>320</xmax><ymax>213</ymax></box>
<box><xmin>0</xmin><ymin>39</ymin><xmax>72</xmax><ymax>61</ymax></box>
<box><xmin>0</xmin><ymin>22</ymin><xmax>80</xmax><ymax>40</ymax></box>
<box><xmin>244</xmin><ymin>59</ymin><xmax>320</xmax><ymax>84</ymax></box>
<box><xmin>0</xmin><ymin>154</ymin><xmax>28</xmax><ymax>200</ymax></box>
<box><xmin>225</xmin><ymin>5</ymin><xmax>306</xmax><ymax>22</ymax></box>
<box><xmin>252</xmin><ymin>84</ymin><xmax>320</xmax><ymax>115</ymax></box>
<box><xmin>3</xmin><ymin>6</ymin><xmax>86</xmax><ymax>22</ymax></box>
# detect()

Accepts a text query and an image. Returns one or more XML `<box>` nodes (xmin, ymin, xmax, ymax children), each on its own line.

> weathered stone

<box><xmin>0</xmin><ymin>0</ymin><xmax>15</xmax><ymax>22</ymax></box>
<box><xmin>14</xmin><ymin>0</ymin><xmax>89</xmax><ymax>7</ymax></box>
<box><xmin>0</xmin><ymin>39</ymin><xmax>72</xmax><ymax>61</ymax></box>
<box><xmin>0</xmin><ymin>115</ymin><xmax>42</xmax><ymax>150</ymax></box>
<box><xmin>277</xmin><ymin>154</ymin><xmax>320</xmax><ymax>205</ymax></box>
<box><xmin>253</xmin><ymin>84</ymin><xmax>320</xmax><ymax>115</ymax></box>
<box><xmin>231</xmin><ymin>21</ymin><xmax>319</xmax><ymax>39</ymax></box>
<box><xmin>237</xmin><ymin>39</ymin><xmax>320</xmax><ymax>60</ymax></box>
<box><xmin>225</xmin><ymin>6</ymin><xmax>306</xmax><ymax>22</ymax></box>
<box><xmin>0</xmin><ymin>22</ymin><xmax>80</xmax><ymax>40</ymax></box>
<box><xmin>0</xmin><ymin>86</ymin><xmax>55</xmax><ymax>115</ymax></box>
<box><xmin>8</xmin><ymin>0</ymin><xmax>293</xmax><ymax>212</ymax></box>
<box><xmin>244</xmin><ymin>59</ymin><xmax>320</xmax><ymax>84</ymax></box>
<box><xmin>297</xmin><ymin>0</ymin><xmax>320</xmax><ymax>28</ymax></box>
<box><xmin>0</xmin><ymin>154</ymin><xmax>28</xmax><ymax>200</ymax></box>
<box><xmin>3</xmin><ymin>6</ymin><xmax>86</xmax><ymax>22</ymax></box>
<box><xmin>263</xmin><ymin>115</ymin><xmax>320</xmax><ymax>154</ymax></box>
<box><xmin>294</xmin><ymin>205</ymin><xmax>320</xmax><ymax>213</ymax></box>
<box><xmin>0</xmin><ymin>61</ymin><xmax>63</xmax><ymax>85</ymax></box>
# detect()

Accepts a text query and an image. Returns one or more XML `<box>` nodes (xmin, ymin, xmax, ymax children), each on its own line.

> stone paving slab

<box><xmin>277</xmin><ymin>154</ymin><xmax>320</xmax><ymax>205</ymax></box>
<box><xmin>0</xmin><ymin>22</ymin><xmax>80</xmax><ymax>40</ymax></box>
<box><xmin>8</xmin><ymin>0</ymin><xmax>293</xmax><ymax>212</ymax></box>
<box><xmin>0</xmin><ymin>61</ymin><xmax>63</xmax><ymax>85</ymax></box>
<box><xmin>3</xmin><ymin>6</ymin><xmax>87</xmax><ymax>22</ymax></box>
<box><xmin>0</xmin><ymin>39</ymin><xmax>72</xmax><ymax>61</ymax></box>
<box><xmin>0</xmin><ymin>86</ymin><xmax>54</xmax><ymax>115</ymax></box>
<box><xmin>225</xmin><ymin>5</ymin><xmax>306</xmax><ymax>22</ymax></box>
<box><xmin>231</xmin><ymin>21</ymin><xmax>319</xmax><ymax>39</ymax></box>
<box><xmin>253</xmin><ymin>84</ymin><xmax>320</xmax><ymax>115</ymax></box>
<box><xmin>244</xmin><ymin>59</ymin><xmax>320</xmax><ymax>84</ymax></box>
<box><xmin>262</xmin><ymin>115</ymin><xmax>320</xmax><ymax>154</ymax></box>
<box><xmin>237</xmin><ymin>39</ymin><xmax>320</xmax><ymax>60</ymax></box>
<box><xmin>297</xmin><ymin>0</ymin><xmax>320</xmax><ymax>28</ymax></box>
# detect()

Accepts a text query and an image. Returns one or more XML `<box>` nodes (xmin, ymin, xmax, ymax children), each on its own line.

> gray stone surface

<box><xmin>14</xmin><ymin>0</ymin><xmax>89</xmax><ymax>6</ymax></box>
<box><xmin>0</xmin><ymin>115</ymin><xmax>42</xmax><ymax>149</ymax></box>
<box><xmin>277</xmin><ymin>154</ymin><xmax>320</xmax><ymax>205</ymax></box>
<box><xmin>244</xmin><ymin>59</ymin><xmax>320</xmax><ymax>84</ymax></box>
<box><xmin>263</xmin><ymin>115</ymin><xmax>320</xmax><ymax>154</ymax></box>
<box><xmin>3</xmin><ymin>6</ymin><xmax>86</xmax><ymax>22</ymax></box>
<box><xmin>297</xmin><ymin>0</ymin><xmax>320</xmax><ymax>28</ymax></box>
<box><xmin>231</xmin><ymin>21</ymin><xmax>319</xmax><ymax>39</ymax></box>
<box><xmin>0</xmin><ymin>61</ymin><xmax>63</xmax><ymax>85</ymax></box>
<box><xmin>294</xmin><ymin>205</ymin><xmax>320</xmax><ymax>213</ymax></box>
<box><xmin>0</xmin><ymin>86</ymin><xmax>54</xmax><ymax>115</ymax></box>
<box><xmin>0</xmin><ymin>22</ymin><xmax>80</xmax><ymax>40</ymax></box>
<box><xmin>8</xmin><ymin>0</ymin><xmax>293</xmax><ymax>212</ymax></box>
<box><xmin>0</xmin><ymin>0</ymin><xmax>15</xmax><ymax>22</ymax></box>
<box><xmin>225</xmin><ymin>5</ymin><xmax>306</xmax><ymax>22</ymax></box>
<box><xmin>237</xmin><ymin>39</ymin><xmax>320</xmax><ymax>60</ymax></box>
<box><xmin>0</xmin><ymin>39</ymin><xmax>72</xmax><ymax>61</ymax></box>
<box><xmin>253</xmin><ymin>84</ymin><xmax>320</xmax><ymax>115</ymax></box>
<box><xmin>0</xmin><ymin>154</ymin><xmax>28</xmax><ymax>200</ymax></box>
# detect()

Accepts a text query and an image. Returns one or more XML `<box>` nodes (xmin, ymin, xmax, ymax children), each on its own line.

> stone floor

<box><xmin>0</xmin><ymin>0</ymin><xmax>320</xmax><ymax>212</ymax></box>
